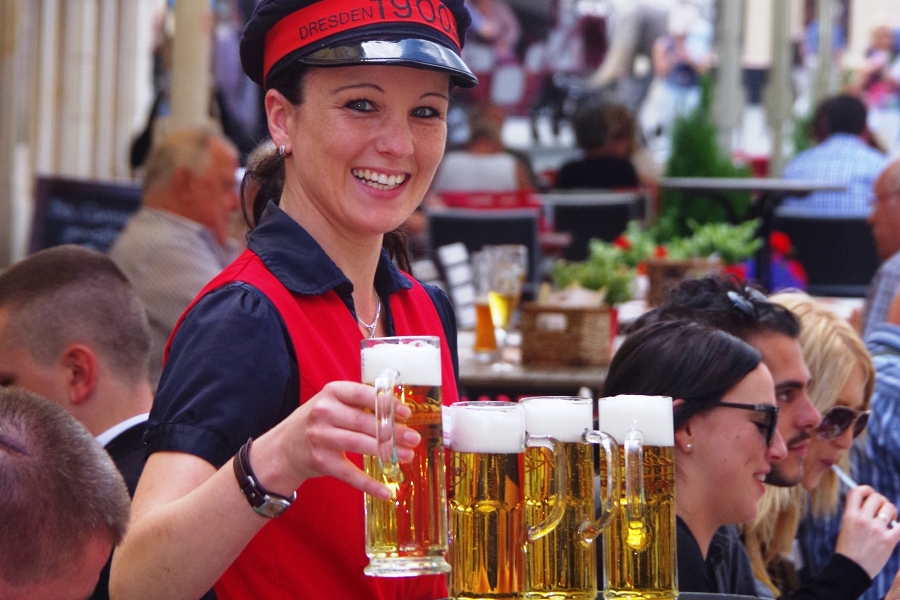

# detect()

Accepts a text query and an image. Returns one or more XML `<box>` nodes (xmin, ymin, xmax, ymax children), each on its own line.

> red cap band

<box><xmin>263</xmin><ymin>0</ymin><xmax>461</xmax><ymax>83</ymax></box>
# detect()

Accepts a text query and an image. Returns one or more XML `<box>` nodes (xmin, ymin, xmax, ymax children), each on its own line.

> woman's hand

<box><xmin>255</xmin><ymin>380</ymin><xmax>421</xmax><ymax>500</ymax></box>
<box><xmin>834</xmin><ymin>485</ymin><xmax>900</xmax><ymax>578</ymax></box>
<box><xmin>885</xmin><ymin>567</ymin><xmax>900</xmax><ymax>600</ymax></box>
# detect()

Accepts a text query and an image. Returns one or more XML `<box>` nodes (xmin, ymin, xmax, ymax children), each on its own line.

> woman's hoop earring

<box><xmin>278</xmin><ymin>145</ymin><xmax>286</xmax><ymax>157</ymax></box>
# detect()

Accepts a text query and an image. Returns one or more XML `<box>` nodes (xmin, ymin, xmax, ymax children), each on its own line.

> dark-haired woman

<box><xmin>110</xmin><ymin>1</ymin><xmax>477</xmax><ymax>599</ymax></box>
<box><xmin>603</xmin><ymin>320</ymin><xmax>787</xmax><ymax>594</ymax></box>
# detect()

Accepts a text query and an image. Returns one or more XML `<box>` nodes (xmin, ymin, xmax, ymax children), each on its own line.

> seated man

<box><xmin>110</xmin><ymin>128</ymin><xmax>241</xmax><ymax>388</ymax></box>
<box><xmin>862</xmin><ymin>157</ymin><xmax>900</xmax><ymax>338</ymax></box>
<box><xmin>778</xmin><ymin>95</ymin><xmax>887</xmax><ymax>217</ymax></box>
<box><xmin>0</xmin><ymin>244</ymin><xmax>154</xmax><ymax>600</ymax></box>
<box><xmin>0</xmin><ymin>387</ymin><xmax>130</xmax><ymax>600</ymax></box>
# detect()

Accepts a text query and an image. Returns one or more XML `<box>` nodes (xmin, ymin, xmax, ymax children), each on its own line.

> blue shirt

<box><xmin>144</xmin><ymin>201</ymin><xmax>458</xmax><ymax>469</ymax></box>
<box><xmin>798</xmin><ymin>323</ymin><xmax>900</xmax><ymax>600</ymax></box>
<box><xmin>863</xmin><ymin>250</ymin><xmax>900</xmax><ymax>339</ymax></box>
<box><xmin>778</xmin><ymin>134</ymin><xmax>887</xmax><ymax>217</ymax></box>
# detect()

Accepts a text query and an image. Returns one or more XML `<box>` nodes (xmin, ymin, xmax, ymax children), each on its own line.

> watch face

<box><xmin>256</xmin><ymin>496</ymin><xmax>291</xmax><ymax>519</ymax></box>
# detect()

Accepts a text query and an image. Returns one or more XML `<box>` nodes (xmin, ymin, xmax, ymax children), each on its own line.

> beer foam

<box><xmin>449</xmin><ymin>403</ymin><xmax>525</xmax><ymax>453</ymax></box>
<box><xmin>361</xmin><ymin>339</ymin><xmax>441</xmax><ymax>386</ymax></box>
<box><xmin>597</xmin><ymin>395</ymin><xmax>674</xmax><ymax>446</ymax></box>
<box><xmin>521</xmin><ymin>397</ymin><xmax>593</xmax><ymax>443</ymax></box>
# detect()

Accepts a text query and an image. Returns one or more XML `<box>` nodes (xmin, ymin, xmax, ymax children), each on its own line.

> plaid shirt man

<box><xmin>778</xmin><ymin>134</ymin><xmax>888</xmax><ymax>217</ymax></box>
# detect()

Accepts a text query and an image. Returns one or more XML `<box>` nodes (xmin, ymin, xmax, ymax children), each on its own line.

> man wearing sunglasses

<box><xmin>633</xmin><ymin>275</ymin><xmax>891</xmax><ymax>599</ymax></box>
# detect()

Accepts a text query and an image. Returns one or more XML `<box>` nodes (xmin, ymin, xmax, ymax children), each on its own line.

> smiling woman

<box><xmin>108</xmin><ymin>1</ymin><xmax>477</xmax><ymax>599</ymax></box>
<box><xmin>602</xmin><ymin>320</ymin><xmax>787</xmax><ymax>595</ymax></box>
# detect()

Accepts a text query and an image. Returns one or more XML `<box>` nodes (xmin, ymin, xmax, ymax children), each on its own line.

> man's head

<box><xmin>0</xmin><ymin>387</ymin><xmax>130</xmax><ymax>600</ymax></box>
<box><xmin>634</xmin><ymin>276</ymin><xmax>818</xmax><ymax>486</ymax></box>
<box><xmin>0</xmin><ymin>245</ymin><xmax>151</xmax><ymax>435</ymax></box>
<box><xmin>868</xmin><ymin>158</ymin><xmax>900</xmax><ymax>260</ymax></box>
<box><xmin>142</xmin><ymin>128</ymin><xmax>240</xmax><ymax>246</ymax></box>
<box><xmin>812</xmin><ymin>94</ymin><xmax>868</xmax><ymax>143</ymax></box>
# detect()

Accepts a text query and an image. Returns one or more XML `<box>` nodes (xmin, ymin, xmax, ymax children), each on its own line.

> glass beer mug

<box><xmin>361</xmin><ymin>336</ymin><xmax>451</xmax><ymax>576</ymax></box>
<box><xmin>447</xmin><ymin>401</ymin><xmax>568</xmax><ymax>600</ymax></box>
<box><xmin>598</xmin><ymin>395</ymin><xmax>677</xmax><ymax>600</ymax></box>
<box><xmin>520</xmin><ymin>396</ymin><xmax>620</xmax><ymax>600</ymax></box>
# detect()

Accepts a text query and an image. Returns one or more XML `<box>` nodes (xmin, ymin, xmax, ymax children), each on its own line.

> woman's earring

<box><xmin>278</xmin><ymin>145</ymin><xmax>286</xmax><ymax>157</ymax></box>
<box><xmin>685</xmin><ymin>443</ymin><xmax>692</xmax><ymax>451</ymax></box>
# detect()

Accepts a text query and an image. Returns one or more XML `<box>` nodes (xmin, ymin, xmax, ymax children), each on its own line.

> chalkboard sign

<box><xmin>30</xmin><ymin>176</ymin><xmax>142</xmax><ymax>253</ymax></box>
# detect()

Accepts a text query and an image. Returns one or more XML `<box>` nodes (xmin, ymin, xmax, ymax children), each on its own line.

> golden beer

<box><xmin>521</xmin><ymin>396</ymin><xmax>618</xmax><ymax>600</ymax></box>
<box><xmin>361</xmin><ymin>337</ymin><xmax>450</xmax><ymax>576</ymax></box>
<box><xmin>598</xmin><ymin>395</ymin><xmax>676</xmax><ymax>600</ymax></box>
<box><xmin>474</xmin><ymin>300</ymin><xmax>498</xmax><ymax>353</ymax></box>
<box><xmin>449</xmin><ymin>450</ymin><xmax>525</xmax><ymax>599</ymax></box>
<box><xmin>448</xmin><ymin>401</ymin><xmax>566</xmax><ymax>600</ymax></box>
<box><xmin>488</xmin><ymin>290</ymin><xmax>520</xmax><ymax>331</ymax></box>
<box><xmin>524</xmin><ymin>442</ymin><xmax>596</xmax><ymax>600</ymax></box>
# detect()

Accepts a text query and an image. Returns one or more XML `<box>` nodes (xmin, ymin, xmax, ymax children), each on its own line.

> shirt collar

<box><xmin>247</xmin><ymin>201</ymin><xmax>413</xmax><ymax>297</ymax></box>
<box><xmin>95</xmin><ymin>413</ymin><xmax>150</xmax><ymax>448</ymax></box>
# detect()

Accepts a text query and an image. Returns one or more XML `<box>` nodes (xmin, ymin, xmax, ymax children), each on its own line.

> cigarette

<box><xmin>831</xmin><ymin>464</ymin><xmax>899</xmax><ymax>527</ymax></box>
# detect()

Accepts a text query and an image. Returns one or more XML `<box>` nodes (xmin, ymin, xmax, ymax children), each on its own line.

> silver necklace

<box><xmin>358</xmin><ymin>297</ymin><xmax>382</xmax><ymax>339</ymax></box>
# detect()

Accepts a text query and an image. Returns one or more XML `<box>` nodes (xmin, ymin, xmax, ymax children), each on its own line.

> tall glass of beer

<box><xmin>521</xmin><ymin>396</ymin><xmax>620</xmax><ymax>600</ymax></box>
<box><xmin>597</xmin><ymin>395</ymin><xmax>676</xmax><ymax>600</ymax></box>
<box><xmin>361</xmin><ymin>336</ymin><xmax>450</xmax><ymax>577</ymax></box>
<box><xmin>448</xmin><ymin>401</ymin><xmax>567</xmax><ymax>600</ymax></box>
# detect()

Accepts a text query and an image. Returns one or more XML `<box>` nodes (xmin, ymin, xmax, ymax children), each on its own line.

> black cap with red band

<box><xmin>240</xmin><ymin>0</ymin><xmax>477</xmax><ymax>88</ymax></box>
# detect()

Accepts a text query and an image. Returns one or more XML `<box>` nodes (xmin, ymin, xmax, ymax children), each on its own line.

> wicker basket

<box><xmin>520</xmin><ymin>303</ymin><xmax>614</xmax><ymax>366</ymax></box>
<box><xmin>645</xmin><ymin>257</ymin><xmax>722</xmax><ymax>307</ymax></box>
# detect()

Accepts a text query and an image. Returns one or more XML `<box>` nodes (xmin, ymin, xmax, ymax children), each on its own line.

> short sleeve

<box><xmin>144</xmin><ymin>282</ymin><xmax>298</xmax><ymax>469</ymax></box>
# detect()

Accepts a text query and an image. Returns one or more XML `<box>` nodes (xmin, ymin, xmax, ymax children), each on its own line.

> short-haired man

<box><xmin>778</xmin><ymin>94</ymin><xmax>887</xmax><ymax>217</ymax></box>
<box><xmin>0</xmin><ymin>244</ymin><xmax>153</xmax><ymax>600</ymax></box>
<box><xmin>862</xmin><ymin>157</ymin><xmax>900</xmax><ymax>338</ymax></box>
<box><xmin>110</xmin><ymin>127</ymin><xmax>241</xmax><ymax>388</ymax></box>
<box><xmin>0</xmin><ymin>387</ymin><xmax>131</xmax><ymax>600</ymax></box>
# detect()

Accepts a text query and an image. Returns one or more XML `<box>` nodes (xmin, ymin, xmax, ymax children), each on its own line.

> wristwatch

<box><xmin>233</xmin><ymin>438</ymin><xmax>296</xmax><ymax>518</ymax></box>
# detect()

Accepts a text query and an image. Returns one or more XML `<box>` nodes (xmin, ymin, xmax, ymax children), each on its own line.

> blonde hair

<box><xmin>742</xmin><ymin>292</ymin><xmax>875</xmax><ymax>594</ymax></box>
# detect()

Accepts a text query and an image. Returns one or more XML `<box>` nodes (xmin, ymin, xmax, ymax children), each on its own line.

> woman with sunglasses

<box><xmin>741</xmin><ymin>292</ymin><xmax>900</xmax><ymax>600</ymax></box>
<box><xmin>602</xmin><ymin>319</ymin><xmax>787</xmax><ymax>594</ymax></box>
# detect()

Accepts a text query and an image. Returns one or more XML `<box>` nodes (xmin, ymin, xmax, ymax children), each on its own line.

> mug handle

<box><xmin>525</xmin><ymin>433</ymin><xmax>567</xmax><ymax>542</ymax></box>
<box><xmin>624</xmin><ymin>428</ymin><xmax>650</xmax><ymax>551</ymax></box>
<box><xmin>580</xmin><ymin>430</ymin><xmax>620</xmax><ymax>542</ymax></box>
<box><xmin>374</xmin><ymin>368</ymin><xmax>403</xmax><ymax>487</ymax></box>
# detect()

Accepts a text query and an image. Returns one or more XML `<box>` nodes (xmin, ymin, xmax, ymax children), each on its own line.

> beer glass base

<box><xmin>364</xmin><ymin>556</ymin><xmax>452</xmax><ymax>577</ymax></box>
<box><xmin>602</xmin><ymin>592</ymin><xmax>678</xmax><ymax>599</ymax></box>
<box><xmin>525</xmin><ymin>592</ymin><xmax>597</xmax><ymax>600</ymax></box>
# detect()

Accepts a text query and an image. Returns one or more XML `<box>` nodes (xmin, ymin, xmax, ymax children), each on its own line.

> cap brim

<box><xmin>298</xmin><ymin>39</ymin><xmax>478</xmax><ymax>88</ymax></box>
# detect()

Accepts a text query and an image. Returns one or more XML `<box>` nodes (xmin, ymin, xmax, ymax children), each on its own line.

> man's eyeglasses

<box><xmin>814</xmin><ymin>406</ymin><xmax>870</xmax><ymax>441</ymax></box>
<box><xmin>714</xmin><ymin>402</ymin><xmax>780</xmax><ymax>446</ymax></box>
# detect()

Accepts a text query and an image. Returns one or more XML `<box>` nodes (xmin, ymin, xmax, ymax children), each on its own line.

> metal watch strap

<box><xmin>233</xmin><ymin>438</ymin><xmax>296</xmax><ymax>518</ymax></box>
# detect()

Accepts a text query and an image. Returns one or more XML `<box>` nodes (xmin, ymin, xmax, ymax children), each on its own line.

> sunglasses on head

<box><xmin>814</xmin><ymin>406</ymin><xmax>870</xmax><ymax>441</ymax></box>
<box><xmin>714</xmin><ymin>401</ymin><xmax>780</xmax><ymax>446</ymax></box>
<box><xmin>727</xmin><ymin>287</ymin><xmax>770</xmax><ymax>317</ymax></box>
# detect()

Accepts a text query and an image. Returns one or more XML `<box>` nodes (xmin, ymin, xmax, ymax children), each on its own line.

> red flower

<box><xmin>787</xmin><ymin>259</ymin><xmax>808</xmax><ymax>284</ymax></box>
<box><xmin>769</xmin><ymin>231</ymin><xmax>792</xmax><ymax>255</ymax></box>
<box><xmin>722</xmin><ymin>263</ymin><xmax>748</xmax><ymax>280</ymax></box>
<box><xmin>636</xmin><ymin>262</ymin><xmax>647</xmax><ymax>275</ymax></box>
<box><xmin>614</xmin><ymin>235</ymin><xmax>631</xmax><ymax>250</ymax></box>
<box><xmin>654</xmin><ymin>245</ymin><xmax>667</xmax><ymax>258</ymax></box>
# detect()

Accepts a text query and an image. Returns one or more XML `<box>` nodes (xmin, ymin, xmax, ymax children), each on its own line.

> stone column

<box><xmin>169</xmin><ymin>0</ymin><xmax>211</xmax><ymax>130</ymax></box>
<box><xmin>714</xmin><ymin>0</ymin><xmax>744</xmax><ymax>155</ymax></box>
<box><xmin>764</xmin><ymin>0</ymin><xmax>793</xmax><ymax>176</ymax></box>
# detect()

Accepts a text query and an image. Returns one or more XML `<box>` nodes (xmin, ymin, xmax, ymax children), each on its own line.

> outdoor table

<box><xmin>456</xmin><ymin>330</ymin><xmax>607</xmax><ymax>399</ymax></box>
<box><xmin>658</xmin><ymin>177</ymin><xmax>846</xmax><ymax>291</ymax></box>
